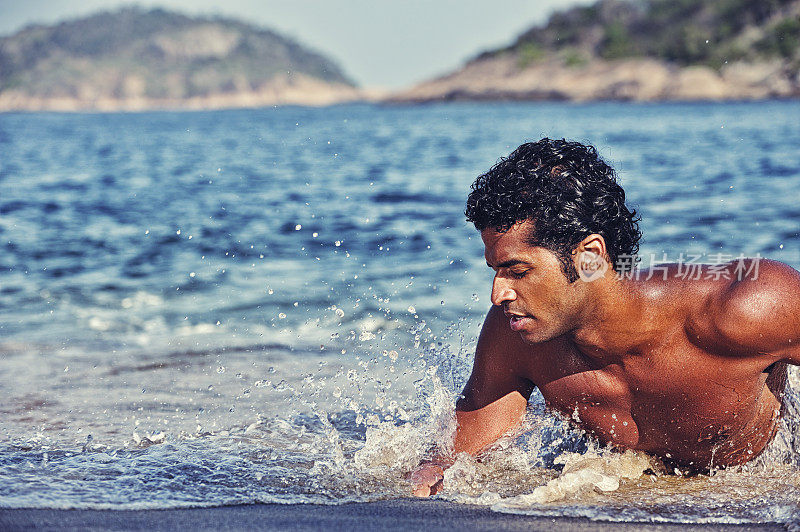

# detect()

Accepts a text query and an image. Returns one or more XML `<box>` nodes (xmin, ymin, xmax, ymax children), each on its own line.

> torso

<box><xmin>511</xmin><ymin>273</ymin><xmax>786</xmax><ymax>470</ymax></box>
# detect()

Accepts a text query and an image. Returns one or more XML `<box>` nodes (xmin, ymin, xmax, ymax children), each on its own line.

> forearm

<box><xmin>410</xmin><ymin>392</ymin><xmax>527</xmax><ymax>497</ymax></box>
<box><xmin>419</xmin><ymin>395</ymin><xmax>527</xmax><ymax>465</ymax></box>
<box><xmin>452</xmin><ymin>401</ymin><xmax>526</xmax><ymax>456</ymax></box>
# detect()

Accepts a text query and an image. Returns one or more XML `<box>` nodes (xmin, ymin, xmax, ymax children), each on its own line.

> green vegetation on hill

<box><xmin>0</xmin><ymin>7</ymin><xmax>354</xmax><ymax>99</ymax></box>
<box><xmin>488</xmin><ymin>0</ymin><xmax>800</xmax><ymax>69</ymax></box>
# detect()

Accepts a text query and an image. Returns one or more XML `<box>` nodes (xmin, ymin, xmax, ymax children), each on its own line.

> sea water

<box><xmin>0</xmin><ymin>102</ymin><xmax>798</xmax><ymax>524</ymax></box>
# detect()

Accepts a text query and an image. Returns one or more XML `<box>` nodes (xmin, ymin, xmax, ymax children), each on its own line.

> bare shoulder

<box><xmin>477</xmin><ymin>305</ymin><xmax>531</xmax><ymax>358</ymax></box>
<box><xmin>458</xmin><ymin>305</ymin><xmax>535</xmax><ymax>411</ymax></box>
<box><xmin>696</xmin><ymin>259</ymin><xmax>800</xmax><ymax>356</ymax></box>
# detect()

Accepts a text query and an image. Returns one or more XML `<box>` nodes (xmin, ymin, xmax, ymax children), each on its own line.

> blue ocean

<box><xmin>0</xmin><ymin>102</ymin><xmax>798</xmax><ymax>523</ymax></box>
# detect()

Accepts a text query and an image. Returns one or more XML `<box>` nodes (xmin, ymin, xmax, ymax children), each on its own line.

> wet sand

<box><xmin>0</xmin><ymin>500</ymin><xmax>786</xmax><ymax>531</ymax></box>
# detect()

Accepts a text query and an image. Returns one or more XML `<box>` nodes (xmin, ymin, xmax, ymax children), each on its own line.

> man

<box><xmin>410</xmin><ymin>138</ymin><xmax>798</xmax><ymax>497</ymax></box>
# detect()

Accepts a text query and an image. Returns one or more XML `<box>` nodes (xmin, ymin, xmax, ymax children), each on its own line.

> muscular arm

<box><xmin>707</xmin><ymin>259</ymin><xmax>800</xmax><ymax>366</ymax></box>
<box><xmin>410</xmin><ymin>306</ymin><xmax>534</xmax><ymax>496</ymax></box>
<box><xmin>454</xmin><ymin>305</ymin><xmax>535</xmax><ymax>454</ymax></box>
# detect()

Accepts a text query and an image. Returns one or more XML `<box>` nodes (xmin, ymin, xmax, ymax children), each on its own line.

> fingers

<box><xmin>409</xmin><ymin>464</ymin><xmax>445</xmax><ymax>497</ymax></box>
<box><xmin>410</xmin><ymin>468</ymin><xmax>440</xmax><ymax>486</ymax></box>
<box><xmin>429</xmin><ymin>477</ymin><xmax>444</xmax><ymax>495</ymax></box>
<box><xmin>412</xmin><ymin>485</ymin><xmax>432</xmax><ymax>497</ymax></box>
<box><xmin>411</xmin><ymin>477</ymin><xmax>443</xmax><ymax>497</ymax></box>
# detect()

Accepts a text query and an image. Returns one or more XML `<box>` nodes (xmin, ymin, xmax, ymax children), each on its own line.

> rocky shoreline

<box><xmin>5</xmin><ymin>58</ymin><xmax>796</xmax><ymax>112</ymax></box>
<box><xmin>0</xmin><ymin>73</ymin><xmax>368</xmax><ymax>112</ymax></box>
<box><xmin>387</xmin><ymin>55</ymin><xmax>800</xmax><ymax>104</ymax></box>
<box><xmin>5</xmin><ymin>58</ymin><xmax>798</xmax><ymax>112</ymax></box>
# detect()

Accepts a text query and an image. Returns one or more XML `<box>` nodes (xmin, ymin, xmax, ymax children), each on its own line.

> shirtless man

<box><xmin>411</xmin><ymin>138</ymin><xmax>799</xmax><ymax>497</ymax></box>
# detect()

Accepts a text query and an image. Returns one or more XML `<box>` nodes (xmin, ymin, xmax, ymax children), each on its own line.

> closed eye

<box><xmin>486</xmin><ymin>259</ymin><xmax>530</xmax><ymax>271</ymax></box>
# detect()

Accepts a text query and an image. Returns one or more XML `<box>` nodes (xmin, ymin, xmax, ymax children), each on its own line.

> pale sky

<box><xmin>0</xmin><ymin>0</ymin><xmax>592</xmax><ymax>88</ymax></box>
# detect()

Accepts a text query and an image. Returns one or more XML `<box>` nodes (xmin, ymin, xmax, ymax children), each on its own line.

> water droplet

<box><xmin>295</xmin><ymin>224</ymin><xmax>302</xmax><ymax>231</ymax></box>
<box><xmin>216</xmin><ymin>366</ymin><xmax>226</xmax><ymax>374</ymax></box>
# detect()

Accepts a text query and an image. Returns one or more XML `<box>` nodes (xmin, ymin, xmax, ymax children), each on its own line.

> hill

<box><xmin>391</xmin><ymin>0</ymin><xmax>800</xmax><ymax>102</ymax></box>
<box><xmin>0</xmin><ymin>7</ymin><xmax>362</xmax><ymax>111</ymax></box>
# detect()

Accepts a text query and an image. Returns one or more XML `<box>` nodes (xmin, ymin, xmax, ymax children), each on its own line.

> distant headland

<box><xmin>390</xmin><ymin>0</ymin><xmax>800</xmax><ymax>103</ymax></box>
<box><xmin>0</xmin><ymin>7</ymin><xmax>365</xmax><ymax>112</ymax></box>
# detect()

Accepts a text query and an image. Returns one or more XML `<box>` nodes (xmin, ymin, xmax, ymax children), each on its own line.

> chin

<box><xmin>517</xmin><ymin>327</ymin><xmax>555</xmax><ymax>345</ymax></box>
<box><xmin>517</xmin><ymin>320</ymin><xmax>568</xmax><ymax>345</ymax></box>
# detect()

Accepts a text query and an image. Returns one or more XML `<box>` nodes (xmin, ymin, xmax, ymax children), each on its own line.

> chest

<box><xmin>526</xmin><ymin>336</ymin><xmax>767</xmax><ymax>451</ymax></box>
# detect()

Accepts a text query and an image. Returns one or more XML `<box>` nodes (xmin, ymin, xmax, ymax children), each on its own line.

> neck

<box><xmin>568</xmin><ymin>275</ymin><xmax>654</xmax><ymax>360</ymax></box>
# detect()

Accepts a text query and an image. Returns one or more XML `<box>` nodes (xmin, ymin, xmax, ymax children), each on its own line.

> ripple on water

<box><xmin>1</xmin><ymin>103</ymin><xmax>800</xmax><ymax>523</ymax></box>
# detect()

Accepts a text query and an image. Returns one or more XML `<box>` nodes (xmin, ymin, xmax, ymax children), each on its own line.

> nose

<box><xmin>491</xmin><ymin>275</ymin><xmax>517</xmax><ymax>306</ymax></box>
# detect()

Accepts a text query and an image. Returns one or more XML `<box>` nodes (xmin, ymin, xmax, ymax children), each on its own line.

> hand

<box><xmin>409</xmin><ymin>462</ymin><xmax>445</xmax><ymax>497</ymax></box>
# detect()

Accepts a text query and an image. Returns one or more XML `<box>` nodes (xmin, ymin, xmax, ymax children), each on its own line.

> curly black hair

<box><xmin>465</xmin><ymin>138</ymin><xmax>641</xmax><ymax>282</ymax></box>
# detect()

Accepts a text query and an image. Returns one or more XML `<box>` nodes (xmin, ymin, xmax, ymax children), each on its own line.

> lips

<box><xmin>506</xmin><ymin>312</ymin><xmax>534</xmax><ymax>332</ymax></box>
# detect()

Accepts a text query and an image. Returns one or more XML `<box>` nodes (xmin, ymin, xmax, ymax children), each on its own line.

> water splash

<box><xmin>0</xmin><ymin>330</ymin><xmax>799</xmax><ymax>526</ymax></box>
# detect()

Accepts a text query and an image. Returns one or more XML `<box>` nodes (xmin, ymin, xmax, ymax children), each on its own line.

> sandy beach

<box><xmin>0</xmin><ymin>500</ymin><xmax>787</xmax><ymax>531</ymax></box>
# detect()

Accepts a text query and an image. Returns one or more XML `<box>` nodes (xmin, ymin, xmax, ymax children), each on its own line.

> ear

<box><xmin>574</xmin><ymin>234</ymin><xmax>608</xmax><ymax>260</ymax></box>
<box><xmin>571</xmin><ymin>234</ymin><xmax>611</xmax><ymax>282</ymax></box>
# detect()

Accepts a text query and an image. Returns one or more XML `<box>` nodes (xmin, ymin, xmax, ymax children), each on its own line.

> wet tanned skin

<box><xmin>451</xmin><ymin>221</ymin><xmax>799</xmax><ymax>473</ymax></box>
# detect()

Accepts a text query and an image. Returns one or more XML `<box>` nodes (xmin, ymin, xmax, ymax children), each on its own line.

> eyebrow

<box><xmin>486</xmin><ymin>259</ymin><xmax>528</xmax><ymax>269</ymax></box>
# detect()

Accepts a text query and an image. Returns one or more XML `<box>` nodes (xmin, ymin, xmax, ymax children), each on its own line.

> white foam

<box><xmin>494</xmin><ymin>450</ymin><xmax>651</xmax><ymax>508</ymax></box>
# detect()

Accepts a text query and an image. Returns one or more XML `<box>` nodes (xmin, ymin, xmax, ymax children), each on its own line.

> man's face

<box><xmin>481</xmin><ymin>222</ymin><xmax>588</xmax><ymax>344</ymax></box>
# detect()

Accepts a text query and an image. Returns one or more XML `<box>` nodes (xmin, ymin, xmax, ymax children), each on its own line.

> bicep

<box><xmin>458</xmin><ymin>305</ymin><xmax>534</xmax><ymax>410</ymax></box>
<box><xmin>454</xmin><ymin>306</ymin><xmax>534</xmax><ymax>454</ymax></box>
